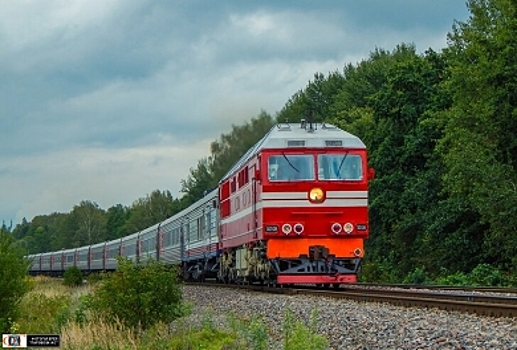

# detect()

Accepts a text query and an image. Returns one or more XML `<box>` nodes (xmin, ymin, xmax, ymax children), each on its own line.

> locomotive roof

<box><xmin>220</xmin><ymin>121</ymin><xmax>366</xmax><ymax>182</ymax></box>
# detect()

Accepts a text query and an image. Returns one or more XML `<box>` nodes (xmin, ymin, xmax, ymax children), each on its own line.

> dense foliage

<box><xmin>63</xmin><ymin>266</ymin><xmax>83</xmax><ymax>287</ymax></box>
<box><xmin>440</xmin><ymin>0</ymin><xmax>517</xmax><ymax>270</ymax></box>
<box><xmin>6</xmin><ymin>0</ymin><xmax>517</xmax><ymax>283</ymax></box>
<box><xmin>0</xmin><ymin>228</ymin><xmax>31</xmax><ymax>332</ymax></box>
<box><xmin>88</xmin><ymin>257</ymin><xmax>185</xmax><ymax>330</ymax></box>
<box><xmin>276</xmin><ymin>0</ymin><xmax>517</xmax><ymax>283</ymax></box>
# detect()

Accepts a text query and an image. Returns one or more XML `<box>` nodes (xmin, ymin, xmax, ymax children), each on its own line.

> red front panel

<box><xmin>219</xmin><ymin>148</ymin><xmax>370</xmax><ymax>256</ymax></box>
<box><xmin>267</xmin><ymin>237</ymin><xmax>363</xmax><ymax>259</ymax></box>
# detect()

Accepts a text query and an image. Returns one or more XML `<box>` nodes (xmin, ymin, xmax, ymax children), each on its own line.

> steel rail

<box><xmin>184</xmin><ymin>282</ymin><xmax>517</xmax><ymax>318</ymax></box>
<box><xmin>293</xmin><ymin>289</ymin><xmax>517</xmax><ymax>318</ymax></box>
<box><xmin>354</xmin><ymin>283</ymin><xmax>517</xmax><ymax>294</ymax></box>
<box><xmin>339</xmin><ymin>287</ymin><xmax>517</xmax><ymax>305</ymax></box>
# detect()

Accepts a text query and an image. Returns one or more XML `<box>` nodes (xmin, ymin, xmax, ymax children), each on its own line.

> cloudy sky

<box><xmin>0</xmin><ymin>0</ymin><xmax>470</xmax><ymax>226</ymax></box>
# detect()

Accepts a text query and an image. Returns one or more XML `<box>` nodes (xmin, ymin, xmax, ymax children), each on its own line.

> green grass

<box><xmin>15</xmin><ymin>276</ymin><xmax>329</xmax><ymax>350</ymax></box>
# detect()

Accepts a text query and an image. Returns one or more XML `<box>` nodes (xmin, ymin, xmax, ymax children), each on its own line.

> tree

<box><xmin>106</xmin><ymin>204</ymin><xmax>131</xmax><ymax>240</ymax></box>
<box><xmin>441</xmin><ymin>0</ymin><xmax>517</xmax><ymax>268</ymax></box>
<box><xmin>180</xmin><ymin>158</ymin><xmax>215</xmax><ymax>207</ymax></box>
<box><xmin>12</xmin><ymin>213</ymin><xmax>69</xmax><ymax>253</ymax></box>
<box><xmin>366</xmin><ymin>47</ymin><xmax>461</xmax><ymax>277</ymax></box>
<box><xmin>126</xmin><ymin>190</ymin><xmax>180</xmax><ymax>233</ymax></box>
<box><xmin>277</xmin><ymin>72</ymin><xmax>345</xmax><ymax>123</ymax></box>
<box><xmin>0</xmin><ymin>228</ymin><xmax>31</xmax><ymax>332</ymax></box>
<box><xmin>69</xmin><ymin>201</ymin><xmax>107</xmax><ymax>247</ymax></box>
<box><xmin>32</xmin><ymin>226</ymin><xmax>51</xmax><ymax>253</ymax></box>
<box><xmin>208</xmin><ymin>111</ymin><xmax>274</xmax><ymax>184</ymax></box>
<box><xmin>12</xmin><ymin>218</ymin><xmax>29</xmax><ymax>241</ymax></box>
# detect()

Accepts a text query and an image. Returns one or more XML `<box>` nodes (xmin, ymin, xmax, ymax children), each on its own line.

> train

<box><xmin>28</xmin><ymin>120</ymin><xmax>374</xmax><ymax>287</ymax></box>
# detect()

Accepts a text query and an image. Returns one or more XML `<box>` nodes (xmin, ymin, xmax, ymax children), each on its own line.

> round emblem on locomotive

<box><xmin>308</xmin><ymin>187</ymin><xmax>325</xmax><ymax>203</ymax></box>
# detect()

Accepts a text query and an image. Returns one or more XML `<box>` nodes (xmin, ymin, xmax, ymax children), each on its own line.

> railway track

<box><xmin>354</xmin><ymin>282</ymin><xmax>517</xmax><ymax>294</ymax></box>
<box><xmin>185</xmin><ymin>282</ymin><xmax>517</xmax><ymax>318</ymax></box>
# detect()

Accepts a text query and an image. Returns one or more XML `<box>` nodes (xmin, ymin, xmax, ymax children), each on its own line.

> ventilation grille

<box><xmin>287</xmin><ymin>140</ymin><xmax>305</xmax><ymax>147</ymax></box>
<box><xmin>325</xmin><ymin>140</ymin><xmax>343</xmax><ymax>147</ymax></box>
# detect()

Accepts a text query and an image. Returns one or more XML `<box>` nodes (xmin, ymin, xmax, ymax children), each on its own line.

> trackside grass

<box><xmin>13</xmin><ymin>276</ymin><xmax>329</xmax><ymax>350</ymax></box>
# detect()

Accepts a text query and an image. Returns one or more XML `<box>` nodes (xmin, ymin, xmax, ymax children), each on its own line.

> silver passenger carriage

<box><xmin>75</xmin><ymin>245</ymin><xmax>89</xmax><ymax>271</ymax></box>
<box><xmin>180</xmin><ymin>189</ymin><xmax>220</xmax><ymax>281</ymax></box>
<box><xmin>159</xmin><ymin>214</ymin><xmax>183</xmax><ymax>265</ymax></box>
<box><xmin>62</xmin><ymin>248</ymin><xmax>76</xmax><ymax>271</ymax></box>
<box><xmin>89</xmin><ymin>242</ymin><xmax>106</xmax><ymax>271</ymax></box>
<box><xmin>120</xmin><ymin>231</ymin><xmax>139</xmax><ymax>263</ymax></box>
<box><xmin>105</xmin><ymin>238</ymin><xmax>122</xmax><ymax>270</ymax></box>
<box><xmin>138</xmin><ymin>223</ymin><xmax>159</xmax><ymax>263</ymax></box>
<box><xmin>40</xmin><ymin>252</ymin><xmax>52</xmax><ymax>272</ymax></box>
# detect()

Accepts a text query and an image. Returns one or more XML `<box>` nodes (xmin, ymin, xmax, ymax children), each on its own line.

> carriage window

<box><xmin>317</xmin><ymin>154</ymin><xmax>363</xmax><ymax>180</ymax></box>
<box><xmin>125</xmin><ymin>243</ymin><xmax>136</xmax><ymax>256</ymax></box>
<box><xmin>197</xmin><ymin>216</ymin><xmax>204</xmax><ymax>240</ymax></box>
<box><xmin>210</xmin><ymin>210</ymin><xmax>216</xmax><ymax>230</ymax></box>
<box><xmin>108</xmin><ymin>248</ymin><xmax>118</xmax><ymax>259</ymax></box>
<box><xmin>163</xmin><ymin>231</ymin><xmax>172</xmax><ymax>247</ymax></box>
<box><xmin>173</xmin><ymin>228</ymin><xmax>180</xmax><ymax>245</ymax></box>
<box><xmin>189</xmin><ymin>220</ymin><xmax>198</xmax><ymax>241</ymax></box>
<box><xmin>268</xmin><ymin>155</ymin><xmax>314</xmax><ymax>181</ymax></box>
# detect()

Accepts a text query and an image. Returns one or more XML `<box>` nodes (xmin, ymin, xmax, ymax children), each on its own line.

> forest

<box><xmin>4</xmin><ymin>0</ymin><xmax>517</xmax><ymax>284</ymax></box>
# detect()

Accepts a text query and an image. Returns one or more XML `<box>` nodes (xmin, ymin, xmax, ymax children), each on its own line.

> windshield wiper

<box><xmin>336</xmin><ymin>152</ymin><xmax>349</xmax><ymax>178</ymax></box>
<box><xmin>281</xmin><ymin>152</ymin><xmax>299</xmax><ymax>173</ymax></box>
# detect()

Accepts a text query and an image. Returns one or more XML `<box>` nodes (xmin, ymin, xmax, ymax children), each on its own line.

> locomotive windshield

<box><xmin>317</xmin><ymin>154</ymin><xmax>363</xmax><ymax>180</ymax></box>
<box><xmin>268</xmin><ymin>153</ymin><xmax>363</xmax><ymax>182</ymax></box>
<box><xmin>268</xmin><ymin>154</ymin><xmax>315</xmax><ymax>181</ymax></box>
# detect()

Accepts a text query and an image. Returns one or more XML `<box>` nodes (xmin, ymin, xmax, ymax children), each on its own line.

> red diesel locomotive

<box><xmin>218</xmin><ymin>120</ymin><xmax>374</xmax><ymax>286</ymax></box>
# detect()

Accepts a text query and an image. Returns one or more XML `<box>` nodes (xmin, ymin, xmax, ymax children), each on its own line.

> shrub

<box><xmin>468</xmin><ymin>263</ymin><xmax>504</xmax><ymax>286</ymax></box>
<box><xmin>359</xmin><ymin>258</ymin><xmax>401</xmax><ymax>283</ymax></box>
<box><xmin>0</xmin><ymin>231</ymin><xmax>31</xmax><ymax>333</ymax></box>
<box><xmin>88</xmin><ymin>257</ymin><xmax>185</xmax><ymax>330</ymax></box>
<box><xmin>436</xmin><ymin>271</ymin><xmax>469</xmax><ymax>286</ymax></box>
<box><xmin>63</xmin><ymin>266</ymin><xmax>83</xmax><ymax>287</ymax></box>
<box><xmin>403</xmin><ymin>267</ymin><xmax>431</xmax><ymax>285</ymax></box>
<box><xmin>86</xmin><ymin>271</ymin><xmax>108</xmax><ymax>284</ymax></box>
<box><xmin>16</xmin><ymin>291</ymin><xmax>71</xmax><ymax>334</ymax></box>
<box><xmin>437</xmin><ymin>263</ymin><xmax>509</xmax><ymax>286</ymax></box>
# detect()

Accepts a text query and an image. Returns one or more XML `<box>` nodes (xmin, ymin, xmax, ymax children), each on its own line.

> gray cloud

<box><xmin>0</xmin><ymin>0</ymin><xmax>469</xmax><ymax>223</ymax></box>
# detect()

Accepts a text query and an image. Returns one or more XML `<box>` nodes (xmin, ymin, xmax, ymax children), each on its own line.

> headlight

<box><xmin>343</xmin><ymin>222</ymin><xmax>354</xmax><ymax>234</ymax></box>
<box><xmin>282</xmin><ymin>224</ymin><xmax>292</xmax><ymax>235</ymax></box>
<box><xmin>331</xmin><ymin>222</ymin><xmax>342</xmax><ymax>234</ymax></box>
<box><xmin>309</xmin><ymin>187</ymin><xmax>325</xmax><ymax>203</ymax></box>
<box><xmin>293</xmin><ymin>223</ymin><xmax>304</xmax><ymax>235</ymax></box>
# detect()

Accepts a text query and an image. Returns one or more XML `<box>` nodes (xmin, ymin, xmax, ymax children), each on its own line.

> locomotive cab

<box><xmin>261</xmin><ymin>147</ymin><xmax>370</xmax><ymax>285</ymax></box>
<box><xmin>216</xmin><ymin>121</ymin><xmax>372</xmax><ymax>287</ymax></box>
